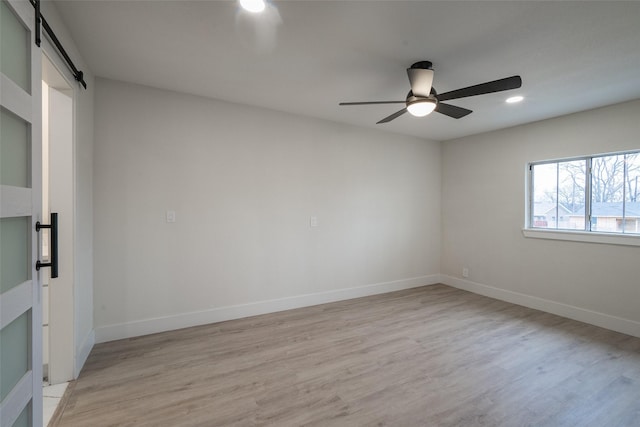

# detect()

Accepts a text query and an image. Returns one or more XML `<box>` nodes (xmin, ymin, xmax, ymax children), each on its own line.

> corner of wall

<box><xmin>440</xmin><ymin>275</ymin><xmax>640</xmax><ymax>339</ymax></box>
<box><xmin>75</xmin><ymin>329</ymin><xmax>95</xmax><ymax>378</ymax></box>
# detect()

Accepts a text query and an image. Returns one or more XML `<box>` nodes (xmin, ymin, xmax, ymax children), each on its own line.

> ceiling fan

<box><xmin>339</xmin><ymin>61</ymin><xmax>522</xmax><ymax>124</ymax></box>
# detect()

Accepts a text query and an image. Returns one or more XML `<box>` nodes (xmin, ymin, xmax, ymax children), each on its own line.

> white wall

<box><xmin>40</xmin><ymin>1</ymin><xmax>95</xmax><ymax>376</ymax></box>
<box><xmin>93</xmin><ymin>78</ymin><xmax>441</xmax><ymax>342</ymax></box>
<box><xmin>442</xmin><ymin>99</ymin><xmax>640</xmax><ymax>337</ymax></box>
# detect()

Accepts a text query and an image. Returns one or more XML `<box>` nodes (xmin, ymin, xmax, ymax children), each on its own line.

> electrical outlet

<box><xmin>462</xmin><ymin>267</ymin><xmax>469</xmax><ymax>278</ymax></box>
<box><xmin>310</xmin><ymin>216</ymin><xmax>319</xmax><ymax>227</ymax></box>
<box><xmin>166</xmin><ymin>210</ymin><xmax>176</xmax><ymax>223</ymax></box>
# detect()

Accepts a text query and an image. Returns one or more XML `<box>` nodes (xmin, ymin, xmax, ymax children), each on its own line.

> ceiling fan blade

<box><xmin>435</xmin><ymin>102</ymin><xmax>473</xmax><ymax>119</ymax></box>
<box><xmin>407</xmin><ymin>68</ymin><xmax>434</xmax><ymax>98</ymax></box>
<box><xmin>339</xmin><ymin>101</ymin><xmax>405</xmax><ymax>106</ymax></box>
<box><xmin>437</xmin><ymin>75</ymin><xmax>522</xmax><ymax>102</ymax></box>
<box><xmin>377</xmin><ymin>108</ymin><xmax>407</xmax><ymax>124</ymax></box>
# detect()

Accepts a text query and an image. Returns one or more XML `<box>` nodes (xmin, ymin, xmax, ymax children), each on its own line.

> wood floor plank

<box><xmin>55</xmin><ymin>284</ymin><xmax>640</xmax><ymax>426</ymax></box>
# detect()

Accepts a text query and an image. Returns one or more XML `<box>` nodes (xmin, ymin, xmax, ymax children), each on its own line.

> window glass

<box><xmin>624</xmin><ymin>153</ymin><xmax>640</xmax><ymax>233</ymax></box>
<box><xmin>529</xmin><ymin>151</ymin><xmax>640</xmax><ymax>235</ymax></box>
<box><xmin>531</xmin><ymin>160</ymin><xmax>586</xmax><ymax>230</ymax></box>
<box><xmin>531</xmin><ymin>163</ymin><xmax>557</xmax><ymax>229</ymax></box>
<box><xmin>558</xmin><ymin>160</ymin><xmax>586</xmax><ymax>230</ymax></box>
<box><xmin>591</xmin><ymin>155</ymin><xmax>624</xmax><ymax>233</ymax></box>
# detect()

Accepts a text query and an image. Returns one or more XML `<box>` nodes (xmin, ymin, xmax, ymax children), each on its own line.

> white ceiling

<box><xmin>53</xmin><ymin>1</ymin><xmax>640</xmax><ymax>141</ymax></box>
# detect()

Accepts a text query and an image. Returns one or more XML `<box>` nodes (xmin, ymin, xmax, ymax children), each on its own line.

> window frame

<box><xmin>524</xmin><ymin>150</ymin><xmax>640</xmax><ymax>247</ymax></box>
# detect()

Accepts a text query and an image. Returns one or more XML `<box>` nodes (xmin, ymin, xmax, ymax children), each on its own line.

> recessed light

<box><xmin>506</xmin><ymin>95</ymin><xmax>524</xmax><ymax>104</ymax></box>
<box><xmin>239</xmin><ymin>0</ymin><xmax>266</xmax><ymax>13</ymax></box>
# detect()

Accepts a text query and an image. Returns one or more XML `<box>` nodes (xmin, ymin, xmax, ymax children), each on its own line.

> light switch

<box><xmin>310</xmin><ymin>216</ymin><xmax>319</xmax><ymax>227</ymax></box>
<box><xmin>166</xmin><ymin>210</ymin><xmax>176</xmax><ymax>223</ymax></box>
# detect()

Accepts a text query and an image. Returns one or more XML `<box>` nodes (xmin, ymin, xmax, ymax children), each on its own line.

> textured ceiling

<box><xmin>54</xmin><ymin>1</ymin><xmax>640</xmax><ymax>141</ymax></box>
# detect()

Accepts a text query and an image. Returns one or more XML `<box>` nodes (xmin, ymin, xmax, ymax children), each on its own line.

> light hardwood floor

<box><xmin>56</xmin><ymin>284</ymin><xmax>640</xmax><ymax>426</ymax></box>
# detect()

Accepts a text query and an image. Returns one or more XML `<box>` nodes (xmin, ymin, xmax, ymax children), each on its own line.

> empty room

<box><xmin>1</xmin><ymin>1</ymin><xmax>640</xmax><ymax>426</ymax></box>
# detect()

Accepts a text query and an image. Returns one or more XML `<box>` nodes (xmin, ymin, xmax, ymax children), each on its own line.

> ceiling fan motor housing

<box><xmin>406</xmin><ymin>94</ymin><xmax>438</xmax><ymax>107</ymax></box>
<box><xmin>410</xmin><ymin>61</ymin><xmax>433</xmax><ymax>70</ymax></box>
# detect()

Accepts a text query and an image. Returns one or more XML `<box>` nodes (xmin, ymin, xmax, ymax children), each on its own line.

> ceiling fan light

<box><xmin>407</xmin><ymin>99</ymin><xmax>437</xmax><ymax>117</ymax></box>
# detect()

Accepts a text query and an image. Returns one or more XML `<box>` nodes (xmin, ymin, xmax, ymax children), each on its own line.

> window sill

<box><xmin>522</xmin><ymin>228</ymin><xmax>640</xmax><ymax>247</ymax></box>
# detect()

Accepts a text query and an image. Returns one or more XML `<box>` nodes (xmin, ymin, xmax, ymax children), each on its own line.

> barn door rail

<box><xmin>30</xmin><ymin>0</ymin><xmax>87</xmax><ymax>89</ymax></box>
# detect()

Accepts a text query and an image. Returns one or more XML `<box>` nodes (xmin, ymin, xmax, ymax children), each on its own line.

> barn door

<box><xmin>1</xmin><ymin>0</ymin><xmax>43</xmax><ymax>426</ymax></box>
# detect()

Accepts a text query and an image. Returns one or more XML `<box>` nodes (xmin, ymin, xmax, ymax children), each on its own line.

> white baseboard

<box><xmin>95</xmin><ymin>275</ymin><xmax>440</xmax><ymax>343</ymax></box>
<box><xmin>441</xmin><ymin>275</ymin><xmax>640</xmax><ymax>338</ymax></box>
<box><xmin>75</xmin><ymin>329</ymin><xmax>95</xmax><ymax>377</ymax></box>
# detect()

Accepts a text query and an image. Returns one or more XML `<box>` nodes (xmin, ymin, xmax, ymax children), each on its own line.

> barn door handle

<box><xmin>36</xmin><ymin>212</ymin><xmax>58</xmax><ymax>278</ymax></box>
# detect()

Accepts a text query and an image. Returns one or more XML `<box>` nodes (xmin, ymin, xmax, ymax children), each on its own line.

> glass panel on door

<box><xmin>14</xmin><ymin>402</ymin><xmax>33</xmax><ymax>427</ymax></box>
<box><xmin>1</xmin><ymin>107</ymin><xmax>31</xmax><ymax>188</ymax></box>
<box><xmin>0</xmin><ymin>311</ymin><xmax>30</xmax><ymax>400</ymax></box>
<box><xmin>0</xmin><ymin>0</ymin><xmax>31</xmax><ymax>93</ymax></box>
<box><xmin>0</xmin><ymin>217</ymin><xmax>31</xmax><ymax>293</ymax></box>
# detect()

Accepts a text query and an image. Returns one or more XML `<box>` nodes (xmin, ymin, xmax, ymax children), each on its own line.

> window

<box><xmin>528</xmin><ymin>150</ymin><xmax>640</xmax><ymax>236</ymax></box>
